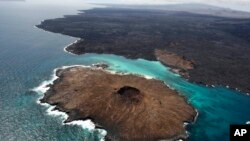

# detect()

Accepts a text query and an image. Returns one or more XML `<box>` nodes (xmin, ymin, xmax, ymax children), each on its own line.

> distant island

<box><xmin>37</xmin><ymin>6</ymin><xmax>250</xmax><ymax>93</ymax></box>
<box><xmin>40</xmin><ymin>66</ymin><xmax>196</xmax><ymax>141</ymax></box>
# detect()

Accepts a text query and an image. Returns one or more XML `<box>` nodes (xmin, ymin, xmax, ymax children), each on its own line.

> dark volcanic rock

<box><xmin>37</xmin><ymin>7</ymin><xmax>250</xmax><ymax>93</ymax></box>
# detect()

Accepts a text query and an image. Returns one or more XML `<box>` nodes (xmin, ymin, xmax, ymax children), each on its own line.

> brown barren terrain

<box><xmin>155</xmin><ymin>49</ymin><xmax>195</xmax><ymax>78</ymax></box>
<box><xmin>41</xmin><ymin>67</ymin><xmax>196</xmax><ymax>141</ymax></box>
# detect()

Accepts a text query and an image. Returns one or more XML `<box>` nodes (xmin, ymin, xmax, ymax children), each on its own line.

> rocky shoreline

<box><xmin>40</xmin><ymin>66</ymin><xmax>196</xmax><ymax>141</ymax></box>
<box><xmin>37</xmin><ymin>7</ymin><xmax>250</xmax><ymax>94</ymax></box>
<box><xmin>155</xmin><ymin>49</ymin><xmax>195</xmax><ymax>79</ymax></box>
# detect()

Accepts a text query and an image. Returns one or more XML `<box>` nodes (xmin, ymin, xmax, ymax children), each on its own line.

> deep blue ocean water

<box><xmin>0</xmin><ymin>1</ymin><xmax>250</xmax><ymax>141</ymax></box>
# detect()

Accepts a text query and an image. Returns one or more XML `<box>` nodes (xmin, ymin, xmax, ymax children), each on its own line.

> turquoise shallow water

<box><xmin>0</xmin><ymin>1</ymin><xmax>250</xmax><ymax>141</ymax></box>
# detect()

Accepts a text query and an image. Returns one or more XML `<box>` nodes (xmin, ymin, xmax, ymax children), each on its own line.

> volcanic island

<box><xmin>40</xmin><ymin>66</ymin><xmax>196</xmax><ymax>141</ymax></box>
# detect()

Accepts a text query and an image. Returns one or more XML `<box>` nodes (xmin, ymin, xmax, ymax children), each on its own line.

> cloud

<box><xmin>91</xmin><ymin>0</ymin><xmax>250</xmax><ymax>5</ymax></box>
<box><xmin>176</xmin><ymin>0</ymin><xmax>250</xmax><ymax>6</ymax></box>
<box><xmin>88</xmin><ymin>0</ymin><xmax>250</xmax><ymax>11</ymax></box>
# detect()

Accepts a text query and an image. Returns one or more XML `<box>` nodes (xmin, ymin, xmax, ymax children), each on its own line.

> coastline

<box><xmin>36</xmin><ymin>7</ymin><xmax>250</xmax><ymax>94</ymax></box>
<box><xmin>63</xmin><ymin>39</ymin><xmax>81</xmax><ymax>55</ymax></box>
<box><xmin>32</xmin><ymin>7</ymin><xmax>249</xmax><ymax>140</ymax></box>
<box><xmin>34</xmin><ymin>25</ymin><xmax>79</xmax><ymax>40</ymax></box>
<box><xmin>33</xmin><ymin>64</ymin><xmax>198</xmax><ymax>141</ymax></box>
<box><xmin>63</xmin><ymin>38</ymin><xmax>249</xmax><ymax>96</ymax></box>
<box><xmin>32</xmin><ymin>65</ymin><xmax>107</xmax><ymax>141</ymax></box>
<box><xmin>34</xmin><ymin>18</ymin><xmax>200</xmax><ymax>140</ymax></box>
<box><xmin>35</xmin><ymin>17</ymin><xmax>249</xmax><ymax>95</ymax></box>
<box><xmin>1</xmin><ymin>1</ymin><xmax>249</xmax><ymax>140</ymax></box>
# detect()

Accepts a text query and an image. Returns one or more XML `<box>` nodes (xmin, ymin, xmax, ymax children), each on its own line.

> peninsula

<box><xmin>37</xmin><ymin>6</ymin><xmax>250</xmax><ymax>93</ymax></box>
<box><xmin>40</xmin><ymin>66</ymin><xmax>196</xmax><ymax>141</ymax></box>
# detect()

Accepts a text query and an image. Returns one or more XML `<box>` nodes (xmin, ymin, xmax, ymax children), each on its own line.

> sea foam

<box><xmin>32</xmin><ymin>65</ymin><xmax>107</xmax><ymax>141</ymax></box>
<box><xmin>63</xmin><ymin>39</ymin><xmax>81</xmax><ymax>55</ymax></box>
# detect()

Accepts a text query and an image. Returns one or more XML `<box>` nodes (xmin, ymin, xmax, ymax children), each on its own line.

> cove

<box><xmin>76</xmin><ymin>53</ymin><xmax>250</xmax><ymax>141</ymax></box>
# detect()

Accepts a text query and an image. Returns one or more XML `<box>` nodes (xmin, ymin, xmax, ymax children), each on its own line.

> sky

<box><xmin>2</xmin><ymin>0</ymin><xmax>249</xmax><ymax>12</ymax></box>
<box><xmin>85</xmin><ymin>0</ymin><xmax>250</xmax><ymax>11</ymax></box>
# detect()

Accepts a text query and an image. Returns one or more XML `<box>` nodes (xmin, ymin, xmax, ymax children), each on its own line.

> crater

<box><xmin>117</xmin><ymin>86</ymin><xmax>143</xmax><ymax>103</ymax></box>
<box><xmin>117</xmin><ymin>86</ymin><xmax>140</xmax><ymax>96</ymax></box>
